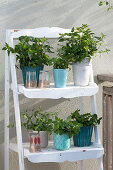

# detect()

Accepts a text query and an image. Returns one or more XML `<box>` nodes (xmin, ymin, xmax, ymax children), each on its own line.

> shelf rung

<box><xmin>9</xmin><ymin>142</ymin><xmax>104</xmax><ymax>163</ymax></box>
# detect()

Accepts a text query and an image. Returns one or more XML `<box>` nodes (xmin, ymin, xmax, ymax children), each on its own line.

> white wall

<box><xmin>0</xmin><ymin>0</ymin><xmax>113</xmax><ymax>169</ymax></box>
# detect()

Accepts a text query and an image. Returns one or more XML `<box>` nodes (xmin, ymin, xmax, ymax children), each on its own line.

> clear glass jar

<box><xmin>38</xmin><ymin>71</ymin><xmax>50</xmax><ymax>88</ymax></box>
<box><xmin>26</xmin><ymin>71</ymin><xmax>37</xmax><ymax>88</ymax></box>
<box><xmin>29</xmin><ymin>131</ymin><xmax>41</xmax><ymax>153</ymax></box>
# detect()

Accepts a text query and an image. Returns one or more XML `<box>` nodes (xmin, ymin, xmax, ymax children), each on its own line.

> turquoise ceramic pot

<box><xmin>53</xmin><ymin>69</ymin><xmax>68</xmax><ymax>88</ymax></box>
<box><xmin>22</xmin><ymin>65</ymin><xmax>43</xmax><ymax>87</ymax></box>
<box><xmin>53</xmin><ymin>133</ymin><xmax>71</xmax><ymax>150</ymax></box>
<box><xmin>73</xmin><ymin>126</ymin><xmax>93</xmax><ymax>147</ymax></box>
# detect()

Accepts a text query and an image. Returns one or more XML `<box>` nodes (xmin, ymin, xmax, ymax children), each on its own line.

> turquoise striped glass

<box><xmin>22</xmin><ymin>66</ymin><xmax>43</xmax><ymax>87</ymax></box>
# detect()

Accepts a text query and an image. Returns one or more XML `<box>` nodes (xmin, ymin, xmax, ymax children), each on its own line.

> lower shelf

<box><xmin>9</xmin><ymin>142</ymin><xmax>104</xmax><ymax>163</ymax></box>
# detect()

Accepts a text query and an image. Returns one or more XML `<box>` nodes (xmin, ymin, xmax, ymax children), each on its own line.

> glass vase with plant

<box><xmin>2</xmin><ymin>36</ymin><xmax>53</xmax><ymax>86</ymax></box>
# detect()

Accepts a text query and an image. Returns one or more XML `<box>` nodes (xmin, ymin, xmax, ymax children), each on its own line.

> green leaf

<box><xmin>7</xmin><ymin>124</ymin><xmax>15</xmax><ymax>128</ymax></box>
<box><xmin>106</xmin><ymin>1</ymin><xmax>109</xmax><ymax>5</ymax></box>
<box><xmin>98</xmin><ymin>1</ymin><xmax>103</xmax><ymax>6</ymax></box>
<box><xmin>71</xmin><ymin>110</ymin><xmax>102</xmax><ymax>126</ymax></box>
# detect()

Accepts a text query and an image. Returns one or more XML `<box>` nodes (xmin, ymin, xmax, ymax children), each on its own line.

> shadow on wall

<box><xmin>25</xmin><ymin>161</ymin><xmax>61</xmax><ymax>170</ymax></box>
<box><xmin>1</xmin><ymin>0</ymin><xmax>83</xmax><ymax>29</ymax></box>
<box><xmin>9</xmin><ymin>150</ymin><xmax>78</xmax><ymax>170</ymax></box>
<box><xmin>2</xmin><ymin>94</ymin><xmax>71</xmax><ymax>142</ymax></box>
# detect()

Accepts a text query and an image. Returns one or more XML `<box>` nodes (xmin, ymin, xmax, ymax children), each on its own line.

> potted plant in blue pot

<box><xmin>2</xmin><ymin>36</ymin><xmax>53</xmax><ymax>87</ymax></box>
<box><xmin>52</xmin><ymin>57</ymin><xmax>70</xmax><ymax>88</ymax></box>
<box><xmin>71</xmin><ymin>109</ymin><xmax>102</xmax><ymax>147</ymax></box>
<box><xmin>53</xmin><ymin>115</ymin><xmax>82</xmax><ymax>150</ymax></box>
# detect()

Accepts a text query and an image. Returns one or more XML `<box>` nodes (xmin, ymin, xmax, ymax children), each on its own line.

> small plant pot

<box><xmin>72</xmin><ymin>58</ymin><xmax>91</xmax><ymax>86</ymax></box>
<box><xmin>53</xmin><ymin>69</ymin><xmax>68</xmax><ymax>88</ymax></box>
<box><xmin>29</xmin><ymin>131</ymin><xmax>41</xmax><ymax>153</ymax></box>
<box><xmin>73</xmin><ymin>126</ymin><xmax>93</xmax><ymax>147</ymax></box>
<box><xmin>40</xmin><ymin>131</ymin><xmax>48</xmax><ymax>148</ymax></box>
<box><xmin>22</xmin><ymin>66</ymin><xmax>43</xmax><ymax>87</ymax></box>
<box><xmin>53</xmin><ymin>133</ymin><xmax>71</xmax><ymax>150</ymax></box>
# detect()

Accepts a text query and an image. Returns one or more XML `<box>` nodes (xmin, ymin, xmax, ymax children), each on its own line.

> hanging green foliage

<box><xmin>98</xmin><ymin>0</ymin><xmax>113</xmax><ymax>11</ymax></box>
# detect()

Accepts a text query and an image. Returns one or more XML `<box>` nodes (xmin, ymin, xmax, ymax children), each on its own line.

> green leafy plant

<box><xmin>98</xmin><ymin>0</ymin><xmax>113</xmax><ymax>11</ymax></box>
<box><xmin>51</xmin><ymin>57</ymin><xmax>69</xmax><ymax>69</ymax></box>
<box><xmin>71</xmin><ymin>109</ymin><xmax>102</xmax><ymax>126</ymax></box>
<box><xmin>51</xmin><ymin>43</ymin><xmax>72</xmax><ymax>69</ymax></box>
<box><xmin>58</xmin><ymin>24</ymin><xmax>109</xmax><ymax>63</ymax></box>
<box><xmin>53</xmin><ymin>115</ymin><xmax>82</xmax><ymax>138</ymax></box>
<box><xmin>2</xmin><ymin>36</ymin><xmax>53</xmax><ymax>69</ymax></box>
<box><xmin>21</xmin><ymin>106</ymin><xmax>57</xmax><ymax>134</ymax></box>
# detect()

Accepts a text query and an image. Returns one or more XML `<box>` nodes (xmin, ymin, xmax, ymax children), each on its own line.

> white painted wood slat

<box><xmin>16</xmin><ymin>83</ymin><xmax>99</xmax><ymax>99</ymax></box>
<box><xmin>9</xmin><ymin>142</ymin><xmax>104</xmax><ymax>163</ymax></box>
<box><xmin>9</xmin><ymin>27</ymin><xmax>71</xmax><ymax>39</ymax></box>
<box><xmin>4</xmin><ymin>30</ymin><xmax>10</xmax><ymax>170</ymax></box>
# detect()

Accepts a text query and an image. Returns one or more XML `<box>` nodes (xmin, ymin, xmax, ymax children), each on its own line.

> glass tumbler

<box><xmin>38</xmin><ymin>71</ymin><xmax>50</xmax><ymax>88</ymax></box>
<box><xmin>26</xmin><ymin>71</ymin><xmax>37</xmax><ymax>88</ymax></box>
<box><xmin>29</xmin><ymin>131</ymin><xmax>41</xmax><ymax>153</ymax></box>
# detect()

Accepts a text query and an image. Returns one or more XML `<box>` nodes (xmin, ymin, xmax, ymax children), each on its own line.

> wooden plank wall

<box><xmin>103</xmin><ymin>86</ymin><xmax>113</xmax><ymax>170</ymax></box>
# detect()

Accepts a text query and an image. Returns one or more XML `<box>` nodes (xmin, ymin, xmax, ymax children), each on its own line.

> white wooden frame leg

<box><xmin>78</xmin><ymin>160</ymin><xmax>83</xmax><ymax>170</ymax></box>
<box><xmin>77</xmin><ymin>97</ymin><xmax>84</xmax><ymax>170</ymax></box>
<box><xmin>98</xmin><ymin>157</ymin><xmax>103</xmax><ymax>170</ymax></box>
<box><xmin>4</xmin><ymin>30</ymin><xmax>10</xmax><ymax>170</ymax></box>
<box><xmin>91</xmin><ymin>95</ymin><xmax>101</xmax><ymax>144</ymax></box>
<box><xmin>91</xmin><ymin>95</ymin><xmax>103</xmax><ymax>170</ymax></box>
<box><xmin>8</xmin><ymin>34</ymin><xmax>24</xmax><ymax>170</ymax></box>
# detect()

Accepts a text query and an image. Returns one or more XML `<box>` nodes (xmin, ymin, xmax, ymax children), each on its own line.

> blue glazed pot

<box><xmin>73</xmin><ymin>126</ymin><xmax>93</xmax><ymax>147</ymax></box>
<box><xmin>22</xmin><ymin>66</ymin><xmax>43</xmax><ymax>87</ymax></box>
<box><xmin>53</xmin><ymin>69</ymin><xmax>68</xmax><ymax>88</ymax></box>
<box><xmin>53</xmin><ymin>133</ymin><xmax>71</xmax><ymax>150</ymax></box>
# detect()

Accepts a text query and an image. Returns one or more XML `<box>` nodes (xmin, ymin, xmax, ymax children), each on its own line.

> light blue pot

<box><xmin>73</xmin><ymin>126</ymin><xmax>93</xmax><ymax>147</ymax></box>
<box><xmin>53</xmin><ymin>69</ymin><xmax>68</xmax><ymax>88</ymax></box>
<box><xmin>53</xmin><ymin>133</ymin><xmax>71</xmax><ymax>150</ymax></box>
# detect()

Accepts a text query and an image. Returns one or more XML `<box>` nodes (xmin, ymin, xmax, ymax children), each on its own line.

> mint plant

<box><xmin>71</xmin><ymin>109</ymin><xmax>102</xmax><ymax>126</ymax></box>
<box><xmin>21</xmin><ymin>106</ymin><xmax>56</xmax><ymax>134</ymax></box>
<box><xmin>58</xmin><ymin>24</ymin><xmax>109</xmax><ymax>63</ymax></box>
<box><xmin>51</xmin><ymin>57</ymin><xmax>69</xmax><ymax>69</ymax></box>
<box><xmin>53</xmin><ymin>115</ymin><xmax>82</xmax><ymax>138</ymax></box>
<box><xmin>2</xmin><ymin>36</ymin><xmax>53</xmax><ymax>69</ymax></box>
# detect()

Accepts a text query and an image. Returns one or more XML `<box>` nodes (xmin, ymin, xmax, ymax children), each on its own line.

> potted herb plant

<box><xmin>2</xmin><ymin>36</ymin><xmax>53</xmax><ymax>87</ymax></box>
<box><xmin>53</xmin><ymin>115</ymin><xmax>82</xmax><ymax>150</ymax></box>
<box><xmin>21</xmin><ymin>106</ymin><xmax>55</xmax><ymax>150</ymax></box>
<box><xmin>58</xmin><ymin>24</ymin><xmax>109</xmax><ymax>86</ymax></box>
<box><xmin>71</xmin><ymin>109</ymin><xmax>102</xmax><ymax>147</ymax></box>
<box><xmin>52</xmin><ymin>45</ymin><xmax>70</xmax><ymax>88</ymax></box>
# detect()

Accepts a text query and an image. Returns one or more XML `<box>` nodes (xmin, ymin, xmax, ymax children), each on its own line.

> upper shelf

<box><xmin>16</xmin><ymin>83</ymin><xmax>99</xmax><ymax>99</ymax></box>
<box><xmin>9</xmin><ymin>27</ymin><xmax>71</xmax><ymax>39</ymax></box>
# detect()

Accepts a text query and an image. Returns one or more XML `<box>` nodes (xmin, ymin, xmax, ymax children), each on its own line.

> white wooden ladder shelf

<box><xmin>5</xmin><ymin>28</ymin><xmax>104</xmax><ymax>170</ymax></box>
